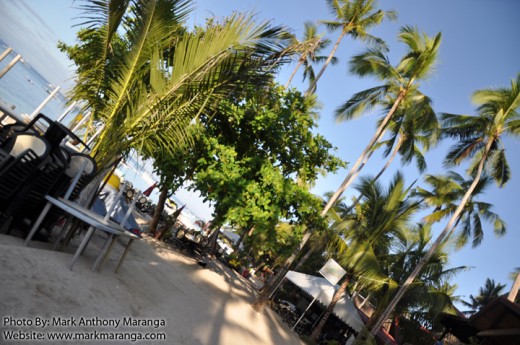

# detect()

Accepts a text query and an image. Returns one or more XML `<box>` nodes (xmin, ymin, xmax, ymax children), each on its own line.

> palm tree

<box><xmin>371</xmin><ymin>224</ymin><xmax>464</xmax><ymax>329</ymax></box>
<box><xmin>342</xmin><ymin>94</ymin><xmax>439</xmax><ymax>214</ymax></box>
<box><xmin>292</xmin><ymin>193</ymin><xmax>350</xmax><ymax>273</ymax></box>
<box><xmin>67</xmin><ymin>0</ymin><xmax>292</xmax><ymax>170</ymax></box>
<box><xmin>461</xmin><ymin>278</ymin><xmax>506</xmax><ymax>315</ymax></box>
<box><xmin>371</xmin><ymin>74</ymin><xmax>520</xmax><ymax>335</ymax></box>
<box><xmin>310</xmin><ymin>172</ymin><xmax>420</xmax><ymax>340</ymax></box>
<box><xmin>285</xmin><ymin>22</ymin><xmax>337</xmax><ymax>92</ymax></box>
<box><xmin>415</xmin><ymin>172</ymin><xmax>506</xmax><ymax>248</ymax></box>
<box><xmin>322</xmin><ymin>26</ymin><xmax>442</xmax><ymax>216</ymax></box>
<box><xmin>305</xmin><ymin>0</ymin><xmax>396</xmax><ymax>95</ymax></box>
<box><xmin>254</xmin><ymin>26</ymin><xmax>441</xmax><ymax>313</ymax></box>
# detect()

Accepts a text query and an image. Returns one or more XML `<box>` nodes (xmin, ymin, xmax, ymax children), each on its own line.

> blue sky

<box><xmin>1</xmin><ymin>0</ymin><xmax>519</xmax><ymax>305</ymax></box>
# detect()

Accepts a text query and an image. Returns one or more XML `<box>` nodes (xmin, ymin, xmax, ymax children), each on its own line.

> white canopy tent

<box><xmin>285</xmin><ymin>270</ymin><xmax>364</xmax><ymax>332</ymax></box>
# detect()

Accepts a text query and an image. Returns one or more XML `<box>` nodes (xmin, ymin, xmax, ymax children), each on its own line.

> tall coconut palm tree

<box><xmin>460</xmin><ymin>278</ymin><xmax>506</xmax><ymax>315</ymax></box>
<box><xmin>322</xmin><ymin>26</ymin><xmax>442</xmax><ymax>216</ymax></box>
<box><xmin>306</xmin><ymin>0</ymin><xmax>396</xmax><ymax>95</ymax></box>
<box><xmin>310</xmin><ymin>172</ymin><xmax>420</xmax><ymax>340</ymax></box>
<box><xmin>253</xmin><ymin>26</ymin><xmax>441</xmax><ymax>313</ymax></box>
<box><xmin>371</xmin><ymin>74</ymin><xmax>520</xmax><ymax>335</ymax></box>
<box><xmin>342</xmin><ymin>93</ymin><xmax>439</xmax><ymax>214</ymax></box>
<box><xmin>292</xmin><ymin>193</ymin><xmax>351</xmax><ymax>272</ymax></box>
<box><xmin>371</xmin><ymin>224</ymin><xmax>464</xmax><ymax>328</ymax></box>
<box><xmin>285</xmin><ymin>22</ymin><xmax>337</xmax><ymax>92</ymax></box>
<box><xmin>415</xmin><ymin>172</ymin><xmax>506</xmax><ymax>248</ymax></box>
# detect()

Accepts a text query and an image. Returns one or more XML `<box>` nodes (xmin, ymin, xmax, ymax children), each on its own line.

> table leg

<box><xmin>92</xmin><ymin>234</ymin><xmax>117</xmax><ymax>272</ymax></box>
<box><xmin>115</xmin><ymin>238</ymin><xmax>135</xmax><ymax>274</ymax></box>
<box><xmin>69</xmin><ymin>225</ymin><xmax>95</xmax><ymax>271</ymax></box>
<box><xmin>24</xmin><ymin>202</ymin><xmax>52</xmax><ymax>246</ymax></box>
<box><xmin>52</xmin><ymin>215</ymin><xmax>74</xmax><ymax>251</ymax></box>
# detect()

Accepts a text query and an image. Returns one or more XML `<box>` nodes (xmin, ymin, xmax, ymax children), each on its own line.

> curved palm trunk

<box><xmin>285</xmin><ymin>55</ymin><xmax>306</xmax><ymax>89</ymax></box>
<box><xmin>345</xmin><ymin>135</ymin><xmax>403</xmax><ymax>214</ymax></box>
<box><xmin>253</xmin><ymin>94</ymin><xmax>406</xmax><ymax>313</ymax></box>
<box><xmin>508</xmin><ymin>272</ymin><xmax>520</xmax><ymax>302</ymax></box>
<box><xmin>252</xmin><ymin>231</ymin><xmax>312</xmax><ymax>311</ymax></box>
<box><xmin>322</xmin><ymin>91</ymin><xmax>406</xmax><ymax>216</ymax></box>
<box><xmin>292</xmin><ymin>246</ymin><xmax>315</xmax><ymax>272</ymax></box>
<box><xmin>370</xmin><ymin>138</ymin><xmax>495</xmax><ymax>335</ymax></box>
<box><xmin>305</xmin><ymin>27</ymin><xmax>348</xmax><ymax>95</ymax></box>
<box><xmin>310</xmin><ymin>275</ymin><xmax>351</xmax><ymax>340</ymax></box>
<box><xmin>151</xmin><ymin>185</ymin><xmax>168</xmax><ymax>238</ymax></box>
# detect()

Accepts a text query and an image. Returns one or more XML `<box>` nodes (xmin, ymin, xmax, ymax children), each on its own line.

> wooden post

<box><xmin>29</xmin><ymin>86</ymin><xmax>61</xmax><ymax>118</ymax></box>
<box><xmin>0</xmin><ymin>54</ymin><xmax>22</xmax><ymax>79</ymax></box>
<box><xmin>507</xmin><ymin>272</ymin><xmax>520</xmax><ymax>302</ymax></box>
<box><xmin>57</xmin><ymin>101</ymin><xmax>77</xmax><ymax>122</ymax></box>
<box><xmin>0</xmin><ymin>47</ymin><xmax>13</xmax><ymax>62</ymax></box>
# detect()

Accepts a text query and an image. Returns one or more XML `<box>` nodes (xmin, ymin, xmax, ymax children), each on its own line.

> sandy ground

<box><xmin>0</xmin><ymin>230</ymin><xmax>304</xmax><ymax>345</ymax></box>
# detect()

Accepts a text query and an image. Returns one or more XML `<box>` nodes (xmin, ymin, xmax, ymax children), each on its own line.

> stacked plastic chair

<box><xmin>0</xmin><ymin>113</ymin><xmax>97</xmax><ymax>240</ymax></box>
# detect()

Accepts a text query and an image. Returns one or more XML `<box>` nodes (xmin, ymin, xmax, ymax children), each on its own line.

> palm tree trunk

<box><xmin>370</xmin><ymin>138</ymin><xmax>494</xmax><ymax>335</ymax></box>
<box><xmin>292</xmin><ymin>246</ymin><xmax>315</xmax><ymax>272</ymax></box>
<box><xmin>252</xmin><ymin>95</ymin><xmax>406</xmax><ymax>314</ymax></box>
<box><xmin>150</xmin><ymin>185</ymin><xmax>168</xmax><ymax>237</ymax></box>
<box><xmin>345</xmin><ymin>135</ymin><xmax>402</xmax><ymax>214</ymax></box>
<box><xmin>285</xmin><ymin>56</ymin><xmax>306</xmax><ymax>89</ymax></box>
<box><xmin>508</xmin><ymin>272</ymin><xmax>520</xmax><ymax>302</ymax></box>
<box><xmin>305</xmin><ymin>27</ymin><xmax>348</xmax><ymax>95</ymax></box>
<box><xmin>235</xmin><ymin>227</ymin><xmax>251</xmax><ymax>250</ymax></box>
<box><xmin>322</xmin><ymin>91</ymin><xmax>406</xmax><ymax>216</ymax></box>
<box><xmin>252</xmin><ymin>231</ymin><xmax>312</xmax><ymax>312</ymax></box>
<box><xmin>310</xmin><ymin>274</ymin><xmax>351</xmax><ymax>340</ymax></box>
<box><xmin>207</xmin><ymin>225</ymin><xmax>221</xmax><ymax>255</ymax></box>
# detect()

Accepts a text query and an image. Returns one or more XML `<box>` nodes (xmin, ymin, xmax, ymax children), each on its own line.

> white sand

<box><xmin>0</xmin><ymin>233</ymin><xmax>304</xmax><ymax>345</ymax></box>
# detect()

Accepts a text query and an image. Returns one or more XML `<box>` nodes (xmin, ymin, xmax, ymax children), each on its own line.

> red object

<box><xmin>143</xmin><ymin>182</ymin><xmax>157</xmax><ymax>196</ymax></box>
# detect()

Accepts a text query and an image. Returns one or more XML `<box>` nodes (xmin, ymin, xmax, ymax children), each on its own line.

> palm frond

<box><xmin>335</xmin><ymin>84</ymin><xmax>389</xmax><ymax>122</ymax></box>
<box><xmin>488</xmin><ymin>148</ymin><xmax>511</xmax><ymax>187</ymax></box>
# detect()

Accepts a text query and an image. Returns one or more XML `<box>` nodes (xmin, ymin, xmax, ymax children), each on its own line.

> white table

<box><xmin>25</xmin><ymin>196</ymin><xmax>139</xmax><ymax>272</ymax></box>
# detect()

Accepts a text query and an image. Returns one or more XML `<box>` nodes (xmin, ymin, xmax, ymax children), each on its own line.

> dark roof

<box><xmin>440</xmin><ymin>297</ymin><xmax>520</xmax><ymax>345</ymax></box>
<box><xmin>469</xmin><ymin>297</ymin><xmax>520</xmax><ymax>345</ymax></box>
<box><xmin>439</xmin><ymin>312</ymin><xmax>476</xmax><ymax>343</ymax></box>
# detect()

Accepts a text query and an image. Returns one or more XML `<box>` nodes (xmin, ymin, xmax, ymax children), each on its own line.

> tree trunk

<box><xmin>207</xmin><ymin>225</ymin><xmax>221</xmax><ymax>256</ymax></box>
<box><xmin>150</xmin><ymin>185</ymin><xmax>168</xmax><ymax>236</ymax></box>
<box><xmin>235</xmin><ymin>227</ymin><xmax>250</xmax><ymax>250</ymax></box>
<box><xmin>508</xmin><ymin>271</ymin><xmax>520</xmax><ymax>302</ymax></box>
<box><xmin>252</xmin><ymin>231</ymin><xmax>312</xmax><ymax>312</ymax></box>
<box><xmin>310</xmin><ymin>275</ymin><xmax>351</xmax><ymax>340</ymax></box>
<box><xmin>370</xmin><ymin>138</ymin><xmax>494</xmax><ymax>335</ymax></box>
<box><xmin>252</xmin><ymin>94</ymin><xmax>406</xmax><ymax>314</ymax></box>
<box><xmin>285</xmin><ymin>55</ymin><xmax>306</xmax><ymax>89</ymax></box>
<box><xmin>292</xmin><ymin>246</ymin><xmax>315</xmax><ymax>272</ymax></box>
<box><xmin>345</xmin><ymin>135</ymin><xmax>403</xmax><ymax>213</ymax></box>
<box><xmin>305</xmin><ymin>26</ymin><xmax>348</xmax><ymax>95</ymax></box>
<box><xmin>322</xmin><ymin>91</ymin><xmax>406</xmax><ymax>216</ymax></box>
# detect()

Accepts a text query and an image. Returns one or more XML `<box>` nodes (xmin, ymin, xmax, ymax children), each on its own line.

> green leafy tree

<box><xmin>191</xmin><ymin>84</ymin><xmax>344</xmax><ymax>250</ymax></box>
<box><xmin>371</xmin><ymin>73</ymin><xmax>520</xmax><ymax>335</ymax></box>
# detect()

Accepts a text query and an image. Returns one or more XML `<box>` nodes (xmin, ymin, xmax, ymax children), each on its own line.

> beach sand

<box><xmin>0</xmin><ymin>232</ymin><xmax>304</xmax><ymax>345</ymax></box>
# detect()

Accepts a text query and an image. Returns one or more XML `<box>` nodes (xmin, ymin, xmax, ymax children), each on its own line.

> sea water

<box><xmin>0</xmin><ymin>40</ymin><xmax>80</xmax><ymax>124</ymax></box>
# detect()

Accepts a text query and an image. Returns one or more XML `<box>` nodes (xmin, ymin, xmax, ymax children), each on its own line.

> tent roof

<box><xmin>285</xmin><ymin>271</ymin><xmax>364</xmax><ymax>331</ymax></box>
